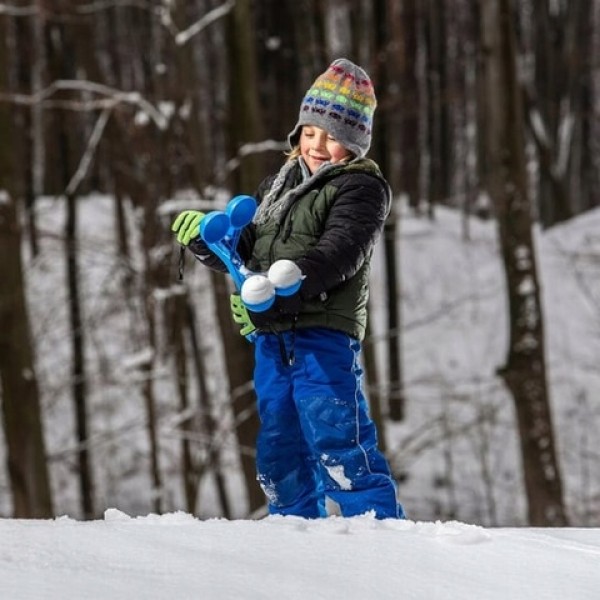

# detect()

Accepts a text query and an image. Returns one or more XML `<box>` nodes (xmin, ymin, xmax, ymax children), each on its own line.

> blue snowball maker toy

<box><xmin>200</xmin><ymin>195</ymin><xmax>304</xmax><ymax>344</ymax></box>
<box><xmin>200</xmin><ymin>194</ymin><xmax>257</xmax><ymax>291</ymax></box>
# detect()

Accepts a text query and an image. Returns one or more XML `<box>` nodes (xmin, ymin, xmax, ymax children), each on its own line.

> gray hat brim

<box><xmin>286</xmin><ymin>121</ymin><xmax>366</xmax><ymax>159</ymax></box>
<box><xmin>287</xmin><ymin>123</ymin><xmax>302</xmax><ymax>150</ymax></box>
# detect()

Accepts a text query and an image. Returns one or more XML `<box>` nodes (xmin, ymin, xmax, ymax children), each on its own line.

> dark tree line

<box><xmin>0</xmin><ymin>0</ymin><xmax>598</xmax><ymax>525</ymax></box>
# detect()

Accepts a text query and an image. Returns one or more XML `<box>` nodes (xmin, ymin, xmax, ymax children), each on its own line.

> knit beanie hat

<box><xmin>287</xmin><ymin>58</ymin><xmax>377</xmax><ymax>158</ymax></box>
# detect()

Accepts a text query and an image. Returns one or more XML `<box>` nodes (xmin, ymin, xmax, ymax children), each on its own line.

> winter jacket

<box><xmin>189</xmin><ymin>157</ymin><xmax>391</xmax><ymax>341</ymax></box>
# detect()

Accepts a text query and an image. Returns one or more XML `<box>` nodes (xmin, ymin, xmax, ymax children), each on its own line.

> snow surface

<box><xmin>1</xmin><ymin>510</ymin><xmax>598</xmax><ymax>600</ymax></box>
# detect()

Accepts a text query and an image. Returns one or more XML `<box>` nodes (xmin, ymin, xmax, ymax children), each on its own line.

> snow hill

<box><xmin>1</xmin><ymin>510</ymin><xmax>598</xmax><ymax>600</ymax></box>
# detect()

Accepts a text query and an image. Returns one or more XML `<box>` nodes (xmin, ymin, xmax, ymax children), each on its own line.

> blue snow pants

<box><xmin>254</xmin><ymin>327</ymin><xmax>404</xmax><ymax>519</ymax></box>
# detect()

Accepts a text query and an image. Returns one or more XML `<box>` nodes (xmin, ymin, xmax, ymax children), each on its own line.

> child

<box><xmin>173</xmin><ymin>58</ymin><xmax>405</xmax><ymax>519</ymax></box>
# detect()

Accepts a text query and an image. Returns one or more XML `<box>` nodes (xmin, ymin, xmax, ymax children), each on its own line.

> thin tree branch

<box><xmin>0</xmin><ymin>79</ymin><xmax>167</xmax><ymax>129</ymax></box>
<box><xmin>159</xmin><ymin>0</ymin><xmax>236</xmax><ymax>46</ymax></box>
<box><xmin>75</xmin><ymin>0</ymin><xmax>152</xmax><ymax>14</ymax></box>
<box><xmin>65</xmin><ymin>107</ymin><xmax>111</xmax><ymax>196</ymax></box>
<box><xmin>0</xmin><ymin>3</ymin><xmax>36</xmax><ymax>16</ymax></box>
<box><xmin>225</xmin><ymin>140</ymin><xmax>288</xmax><ymax>172</ymax></box>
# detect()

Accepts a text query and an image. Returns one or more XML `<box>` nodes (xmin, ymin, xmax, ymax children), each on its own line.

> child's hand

<box><xmin>171</xmin><ymin>210</ymin><xmax>206</xmax><ymax>246</ymax></box>
<box><xmin>230</xmin><ymin>294</ymin><xmax>257</xmax><ymax>337</ymax></box>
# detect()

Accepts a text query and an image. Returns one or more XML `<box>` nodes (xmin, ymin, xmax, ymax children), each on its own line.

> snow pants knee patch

<box><xmin>296</xmin><ymin>393</ymin><xmax>399</xmax><ymax>519</ymax></box>
<box><xmin>256</xmin><ymin>406</ymin><xmax>324</xmax><ymax>518</ymax></box>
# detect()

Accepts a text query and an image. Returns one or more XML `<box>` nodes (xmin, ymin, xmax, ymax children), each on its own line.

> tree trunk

<box><xmin>0</xmin><ymin>195</ymin><xmax>54</xmax><ymax>518</ymax></box>
<box><xmin>373</xmin><ymin>0</ymin><xmax>404</xmax><ymax>422</ymax></box>
<box><xmin>226</xmin><ymin>0</ymin><xmax>266</xmax><ymax>193</ymax></box>
<box><xmin>479</xmin><ymin>0</ymin><xmax>568</xmax><ymax>526</ymax></box>
<box><xmin>255</xmin><ymin>0</ymin><xmax>301</xmax><ymax>155</ymax></box>
<box><xmin>45</xmin><ymin>9</ymin><xmax>95</xmax><ymax>518</ymax></box>
<box><xmin>210</xmin><ymin>271</ymin><xmax>263</xmax><ymax>515</ymax></box>
<box><xmin>324</xmin><ymin>0</ymin><xmax>353</xmax><ymax>59</ymax></box>
<box><xmin>170</xmin><ymin>0</ymin><xmax>209</xmax><ymax>190</ymax></box>
<box><xmin>170</xmin><ymin>290</ymin><xmax>195</xmax><ymax>513</ymax></box>
<box><xmin>363</xmin><ymin>317</ymin><xmax>386</xmax><ymax>454</ymax></box>
<box><xmin>528</xmin><ymin>0</ymin><xmax>591</xmax><ymax>227</ymax></box>
<box><xmin>0</xmin><ymin>17</ymin><xmax>53</xmax><ymax>516</ymax></box>
<box><xmin>223</xmin><ymin>0</ymin><xmax>268</xmax><ymax>514</ymax></box>
<box><xmin>13</xmin><ymin>11</ymin><xmax>39</xmax><ymax>257</ymax></box>
<box><xmin>184</xmin><ymin>297</ymin><xmax>231</xmax><ymax>519</ymax></box>
<box><xmin>399</xmin><ymin>0</ymin><xmax>422</xmax><ymax>212</ymax></box>
<box><xmin>139</xmin><ymin>200</ymin><xmax>166</xmax><ymax>515</ymax></box>
<box><xmin>425</xmin><ymin>0</ymin><xmax>451</xmax><ymax>214</ymax></box>
<box><xmin>65</xmin><ymin>187</ymin><xmax>95</xmax><ymax>519</ymax></box>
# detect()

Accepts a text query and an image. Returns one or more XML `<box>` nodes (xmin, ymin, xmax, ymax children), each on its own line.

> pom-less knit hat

<box><xmin>287</xmin><ymin>58</ymin><xmax>377</xmax><ymax>158</ymax></box>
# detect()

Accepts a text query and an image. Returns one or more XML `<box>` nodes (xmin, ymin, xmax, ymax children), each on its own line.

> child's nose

<box><xmin>311</xmin><ymin>134</ymin><xmax>326</xmax><ymax>150</ymax></box>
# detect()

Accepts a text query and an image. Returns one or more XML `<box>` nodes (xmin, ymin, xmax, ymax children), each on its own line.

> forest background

<box><xmin>0</xmin><ymin>0</ymin><xmax>599</xmax><ymax>528</ymax></box>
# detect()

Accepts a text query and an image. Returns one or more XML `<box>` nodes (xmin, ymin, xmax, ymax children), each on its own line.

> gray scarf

<box><xmin>253</xmin><ymin>158</ymin><xmax>341</xmax><ymax>226</ymax></box>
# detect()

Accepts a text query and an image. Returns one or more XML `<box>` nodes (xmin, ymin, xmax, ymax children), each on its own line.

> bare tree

<box><xmin>0</xmin><ymin>14</ymin><xmax>53</xmax><ymax>518</ymax></box>
<box><xmin>0</xmin><ymin>193</ymin><xmax>54</xmax><ymax>518</ymax></box>
<box><xmin>210</xmin><ymin>271</ymin><xmax>264</xmax><ymax>514</ymax></box>
<box><xmin>226</xmin><ymin>0</ymin><xmax>267</xmax><ymax>193</ymax></box>
<box><xmin>45</xmin><ymin>5</ymin><xmax>96</xmax><ymax>519</ymax></box>
<box><xmin>424</xmin><ymin>0</ymin><xmax>451</xmax><ymax>214</ymax></box>
<box><xmin>522</xmin><ymin>0</ymin><xmax>591</xmax><ymax>227</ymax></box>
<box><xmin>221</xmin><ymin>0</ymin><xmax>270</xmax><ymax>513</ymax></box>
<box><xmin>398</xmin><ymin>0</ymin><xmax>422</xmax><ymax>212</ymax></box>
<box><xmin>373</xmin><ymin>0</ymin><xmax>404</xmax><ymax>421</ymax></box>
<box><xmin>183</xmin><ymin>294</ymin><xmax>232</xmax><ymax>518</ymax></box>
<box><xmin>324</xmin><ymin>0</ymin><xmax>353</xmax><ymax>59</ymax></box>
<box><xmin>479</xmin><ymin>0</ymin><xmax>568</xmax><ymax>526</ymax></box>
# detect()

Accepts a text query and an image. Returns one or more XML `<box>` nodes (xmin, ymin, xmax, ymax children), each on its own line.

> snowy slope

<box><xmin>0</xmin><ymin>511</ymin><xmax>598</xmax><ymax>600</ymax></box>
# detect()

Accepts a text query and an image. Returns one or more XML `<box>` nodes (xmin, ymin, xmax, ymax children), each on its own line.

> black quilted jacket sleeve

<box><xmin>187</xmin><ymin>225</ymin><xmax>256</xmax><ymax>273</ymax></box>
<box><xmin>296</xmin><ymin>173</ymin><xmax>390</xmax><ymax>300</ymax></box>
<box><xmin>187</xmin><ymin>237</ymin><xmax>228</xmax><ymax>272</ymax></box>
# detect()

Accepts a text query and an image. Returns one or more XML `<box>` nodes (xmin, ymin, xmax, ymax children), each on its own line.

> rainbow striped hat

<box><xmin>287</xmin><ymin>58</ymin><xmax>377</xmax><ymax>158</ymax></box>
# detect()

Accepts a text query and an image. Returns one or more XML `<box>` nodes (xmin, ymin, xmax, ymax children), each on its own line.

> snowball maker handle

<box><xmin>199</xmin><ymin>195</ymin><xmax>258</xmax><ymax>291</ymax></box>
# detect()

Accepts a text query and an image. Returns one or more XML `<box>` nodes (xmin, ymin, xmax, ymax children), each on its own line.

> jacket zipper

<box><xmin>269</xmin><ymin>204</ymin><xmax>296</xmax><ymax>263</ymax></box>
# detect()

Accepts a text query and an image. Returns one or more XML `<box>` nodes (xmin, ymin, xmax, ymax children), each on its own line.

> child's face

<box><xmin>299</xmin><ymin>126</ymin><xmax>351</xmax><ymax>173</ymax></box>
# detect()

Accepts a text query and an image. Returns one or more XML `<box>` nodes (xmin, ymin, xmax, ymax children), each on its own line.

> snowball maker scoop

<box><xmin>199</xmin><ymin>195</ymin><xmax>303</xmax><ymax>314</ymax></box>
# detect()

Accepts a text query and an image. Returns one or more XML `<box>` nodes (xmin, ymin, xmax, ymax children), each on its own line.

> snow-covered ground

<box><xmin>1</xmin><ymin>510</ymin><xmax>598</xmax><ymax>600</ymax></box>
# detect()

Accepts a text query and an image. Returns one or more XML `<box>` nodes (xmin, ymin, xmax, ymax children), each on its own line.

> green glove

<box><xmin>171</xmin><ymin>210</ymin><xmax>206</xmax><ymax>246</ymax></box>
<box><xmin>230</xmin><ymin>294</ymin><xmax>256</xmax><ymax>337</ymax></box>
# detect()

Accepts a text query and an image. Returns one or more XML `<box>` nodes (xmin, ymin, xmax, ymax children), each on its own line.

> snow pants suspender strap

<box><xmin>276</xmin><ymin>318</ymin><xmax>298</xmax><ymax>367</ymax></box>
